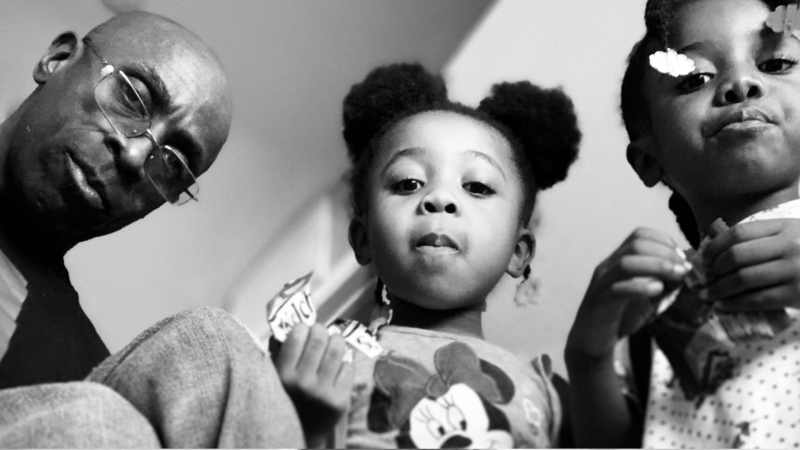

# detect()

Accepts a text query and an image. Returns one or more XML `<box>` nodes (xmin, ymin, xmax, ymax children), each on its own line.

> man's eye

<box><xmin>463</xmin><ymin>181</ymin><xmax>494</xmax><ymax>196</ymax></box>
<box><xmin>676</xmin><ymin>73</ymin><xmax>713</xmax><ymax>93</ymax></box>
<box><xmin>112</xmin><ymin>78</ymin><xmax>149</xmax><ymax>119</ymax></box>
<box><xmin>758</xmin><ymin>57</ymin><xmax>797</xmax><ymax>74</ymax></box>
<box><xmin>391</xmin><ymin>178</ymin><xmax>423</xmax><ymax>194</ymax></box>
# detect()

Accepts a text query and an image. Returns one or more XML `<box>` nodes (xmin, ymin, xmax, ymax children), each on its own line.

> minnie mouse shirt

<box><xmin>344</xmin><ymin>325</ymin><xmax>561</xmax><ymax>449</ymax></box>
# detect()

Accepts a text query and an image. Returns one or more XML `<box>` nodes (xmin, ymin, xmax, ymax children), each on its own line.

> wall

<box><xmin>0</xmin><ymin>0</ymin><xmax>491</xmax><ymax>351</ymax></box>
<box><xmin>443</xmin><ymin>0</ymin><xmax>687</xmax><ymax>375</ymax></box>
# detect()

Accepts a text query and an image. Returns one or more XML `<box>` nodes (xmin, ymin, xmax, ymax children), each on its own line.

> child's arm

<box><xmin>275</xmin><ymin>323</ymin><xmax>354</xmax><ymax>449</ymax></box>
<box><xmin>703</xmin><ymin>218</ymin><xmax>800</xmax><ymax>310</ymax></box>
<box><xmin>565</xmin><ymin>228</ymin><xmax>688</xmax><ymax>447</ymax></box>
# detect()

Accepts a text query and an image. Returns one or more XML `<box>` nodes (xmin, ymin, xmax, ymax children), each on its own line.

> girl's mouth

<box><xmin>706</xmin><ymin>107</ymin><xmax>775</xmax><ymax>137</ymax></box>
<box><xmin>415</xmin><ymin>233</ymin><xmax>460</xmax><ymax>252</ymax></box>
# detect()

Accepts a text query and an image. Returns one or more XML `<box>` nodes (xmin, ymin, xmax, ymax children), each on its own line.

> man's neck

<box><xmin>387</xmin><ymin>297</ymin><xmax>484</xmax><ymax>339</ymax></box>
<box><xmin>694</xmin><ymin>185</ymin><xmax>800</xmax><ymax>235</ymax></box>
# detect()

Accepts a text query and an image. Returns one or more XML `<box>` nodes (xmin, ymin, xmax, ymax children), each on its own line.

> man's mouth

<box><xmin>415</xmin><ymin>233</ymin><xmax>460</xmax><ymax>254</ymax></box>
<box><xmin>706</xmin><ymin>107</ymin><xmax>775</xmax><ymax>137</ymax></box>
<box><xmin>65</xmin><ymin>152</ymin><xmax>105</xmax><ymax>211</ymax></box>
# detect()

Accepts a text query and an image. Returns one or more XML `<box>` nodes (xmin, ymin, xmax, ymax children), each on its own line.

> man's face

<box><xmin>4</xmin><ymin>18</ymin><xmax>231</xmax><ymax>244</ymax></box>
<box><xmin>360</xmin><ymin>111</ymin><xmax>529</xmax><ymax>310</ymax></box>
<box><xmin>643</xmin><ymin>0</ymin><xmax>800</xmax><ymax>208</ymax></box>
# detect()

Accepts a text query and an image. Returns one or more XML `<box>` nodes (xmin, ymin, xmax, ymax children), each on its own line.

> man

<box><xmin>0</xmin><ymin>10</ymin><xmax>232</xmax><ymax>388</ymax></box>
<box><xmin>0</xmin><ymin>12</ymin><xmax>316</xmax><ymax>448</ymax></box>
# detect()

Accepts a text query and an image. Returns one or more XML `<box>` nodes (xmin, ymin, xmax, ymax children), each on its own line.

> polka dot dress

<box><xmin>643</xmin><ymin>321</ymin><xmax>800</xmax><ymax>448</ymax></box>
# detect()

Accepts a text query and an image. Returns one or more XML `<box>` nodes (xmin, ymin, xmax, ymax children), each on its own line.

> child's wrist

<box><xmin>564</xmin><ymin>344</ymin><xmax>615</xmax><ymax>373</ymax></box>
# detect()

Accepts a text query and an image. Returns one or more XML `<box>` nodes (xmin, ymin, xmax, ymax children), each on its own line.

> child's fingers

<box><xmin>704</xmin><ymin>220</ymin><xmax>785</xmax><ymax>264</ymax></box>
<box><xmin>610</xmin><ymin>276</ymin><xmax>665</xmax><ymax>297</ymax></box>
<box><xmin>618</xmin><ymin>237</ymin><xmax>686</xmax><ymax>265</ymax></box>
<box><xmin>713</xmin><ymin>284</ymin><xmax>800</xmax><ymax>312</ymax></box>
<box><xmin>335</xmin><ymin>357</ymin><xmax>355</xmax><ymax>391</ymax></box>
<box><xmin>316</xmin><ymin>333</ymin><xmax>348</xmax><ymax>384</ymax></box>
<box><xmin>294</xmin><ymin>323</ymin><xmax>329</xmax><ymax>376</ymax></box>
<box><xmin>606</xmin><ymin>255</ymin><xmax>689</xmax><ymax>284</ymax></box>
<box><xmin>276</xmin><ymin>323</ymin><xmax>311</xmax><ymax>374</ymax></box>
<box><xmin>707</xmin><ymin>259</ymin><xmax>798</xmax><ymax>300</ymax></box>
<box><xmin>617</xmin><ymin>228</ymin><xmax>682</xmax><ymax>257</ymax></box>
<box><xmin>708</xmin><ymin>235</ymin><xmax>788</xmax><ymax>278</ymax></box>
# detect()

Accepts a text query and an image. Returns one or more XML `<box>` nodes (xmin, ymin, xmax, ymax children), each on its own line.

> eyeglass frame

<box><xmin>81</xmin><ymin>36</ymin><xmax>200</xmax><ymax>205</ymax></box>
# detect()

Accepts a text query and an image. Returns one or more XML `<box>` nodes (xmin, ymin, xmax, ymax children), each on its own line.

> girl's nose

<box><xmin>420</xmin><ymin>188</ymin><xmax>459</xmax><ymax>215</ymax></box>
<box><xmin>715</xmin><ymin>70</ymin><xmax>764</xmax><ymax>105</ymax></box>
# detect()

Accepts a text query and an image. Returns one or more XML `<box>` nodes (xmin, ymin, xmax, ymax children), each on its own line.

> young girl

<box><xmin>279</xmin><ymin>63</ymin><xmax>580</xmax><ymax>448</ymax></box>
<box><xmin>566</xmin><ymin>0</ymin><xmax>800</xmax><ymax>447</ymax></box>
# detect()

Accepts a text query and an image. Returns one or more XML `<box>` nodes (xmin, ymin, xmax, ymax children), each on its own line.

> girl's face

<box><xmin>352</xmin><ymin>111</ymin><xmax>532</xmax><ymax>310</ymax></box>
<box><xmin>640</xmin><ymin>0</ymin><xmax>800</xmax><ymax>209</ymax></box>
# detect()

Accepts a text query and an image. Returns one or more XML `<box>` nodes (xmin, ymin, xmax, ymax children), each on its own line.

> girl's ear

<box><xmin>34</xmin><ymin>32</ymin><xmax>79</xmax><ymax>85</ymax></box>
<box><xmin>507</xmin><ymin>227</ymin><xmax>535</xmax><ymax>278</ymax></box>
<box><xmin>348</xmin><ymin>216</ymin><xmax>372</xmax><ymax>265</ymax></box>
<box><xmin>626</xmin><ymin>137</ymin><xmax>663</xmax><ymax>187</ymax></box>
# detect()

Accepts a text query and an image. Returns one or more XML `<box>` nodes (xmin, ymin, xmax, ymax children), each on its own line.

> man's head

<box><xmin>0</xmin><ymin>11</ymin><xmax>232</xmax><ymax>249</ymax></box>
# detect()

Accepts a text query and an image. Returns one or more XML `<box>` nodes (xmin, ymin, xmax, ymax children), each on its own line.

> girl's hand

<box><xmin>566</xmin><ymin>228</ymin><xmax>689</xmax><ymax>365</ymax></box>
<box><xmin>275</xmin><ymin>323</ymin><xmax>354</xmax><ymax>448</ymax></box>
<box><xmin>703</xmin><ymin>218</ymin><xmax>800</xmax><ymax>311</ymax></box>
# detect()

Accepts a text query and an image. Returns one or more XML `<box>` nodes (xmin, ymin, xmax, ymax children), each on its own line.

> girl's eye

<box><xmin>391</xmin><ymin>178</ymin><xmax>424</xmax><ymax>194</ymax></box>
<box><xmin>463</xmin><ymin>181</ymin><xmax>494</xmax><ymax>196</ymax></box>
<box><xmin>676</xmin><ymin>72</ymin><xmax>713</xmax><ymax>93</ymax></box>
<box><xmin>758</xmin><ymin>57</ymin><xmax>797</xmax><ymax>74</ymax></box>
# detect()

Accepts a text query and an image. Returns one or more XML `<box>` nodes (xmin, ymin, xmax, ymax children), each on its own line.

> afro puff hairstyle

<box><xmin>342</xmin><ymin>62</ymin><xmax>581</xmax><ymax>221</ymax></box>
<box><xmin>620</xmin><ymin>0</ymin><xmax>791</xmax><ymax>247</ymax></box>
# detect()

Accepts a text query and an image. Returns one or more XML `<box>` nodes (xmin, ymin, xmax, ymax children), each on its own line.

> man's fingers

<box><xmin>707</xmin><ymin>259</ymin><xmax>799</xmax><ymax>299</ymax></box>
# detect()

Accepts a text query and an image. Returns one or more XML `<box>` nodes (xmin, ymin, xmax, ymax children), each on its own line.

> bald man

<box><xmin>0</xmin><ymin>12</ymin><xmax>306</xmax><ymax>448</ymax></box>
<box><xmin>0</xmin><ymin>11</ymin><xmax>231</xmax><ymax>388</ymax></box>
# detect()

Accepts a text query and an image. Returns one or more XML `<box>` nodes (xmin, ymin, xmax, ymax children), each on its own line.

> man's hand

<box><xmin>275</xmin><ymin>323</ymin><xmax>354</xmax><ymax>448</ymax></box>
<box><xmin>703</xmin><ymin>218</ymin><xmax>800</xmax><ymax>311</ymax></box>
<box><xmin>566</xmin><ymin>228</ymin><xmax>689</xmax><ymax>365</ymax></box>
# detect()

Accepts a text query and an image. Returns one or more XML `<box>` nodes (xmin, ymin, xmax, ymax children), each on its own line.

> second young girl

<box><xmin>279</xmin><ymin>63</ymin><xmax>580</xmax><ymax>448</ymax></box>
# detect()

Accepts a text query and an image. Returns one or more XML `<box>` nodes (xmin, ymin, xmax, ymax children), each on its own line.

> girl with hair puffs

<box><xmin>277</xmin><ymin>63</ymin><xmax>580</xmax><ymax>449</ymax></box>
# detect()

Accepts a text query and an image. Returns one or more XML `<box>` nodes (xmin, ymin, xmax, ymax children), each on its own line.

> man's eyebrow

<box><xmin>380</xmin><ymin>147</ymin><xmax>425</xmax><ymax>176</ymax></box>
<box><xmin>465</xmin><ymin>149</ymin><xmax>506</xmax><ymax>180</ymax></box>
<box><xmin>124</xmin><ymin>62</ymin><xmax>172</xmax><ymax>111</ymax></box>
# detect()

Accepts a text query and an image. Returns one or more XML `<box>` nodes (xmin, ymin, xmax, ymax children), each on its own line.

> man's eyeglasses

<box><xmin>82</xmin><ymin>37</ymin><xmax>199</xmax><ymax>205</ymax></box>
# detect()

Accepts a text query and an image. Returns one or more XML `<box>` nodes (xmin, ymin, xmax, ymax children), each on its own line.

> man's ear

<box><xmin>348</xmin><ymin>216</ymin><xmax>372</xmax><ymax>266</ymax></box>
<box><xmin>33</xmin><ymin>32</ymin><xmax>79</xmax><ymax>85</ymax></box>
<box><xmin>626</xmin><ymin>136</ymin><xmax>663</xmax><ymax>188</ymax></box>
<box><xmin>507</xmin><ymin>227</ymin><xmax>535</xmax><ymax>278</ymax></box>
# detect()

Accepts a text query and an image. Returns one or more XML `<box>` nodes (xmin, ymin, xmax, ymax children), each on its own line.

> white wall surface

<box><xmin>0</xmin><ymin>0</ymin><xmax>490</xmax><ymax>351</ymax></box>
<box><xmin>444</xmin><ymin>0</ymin><xmax>687</xmax><ymax>375</ymax></box>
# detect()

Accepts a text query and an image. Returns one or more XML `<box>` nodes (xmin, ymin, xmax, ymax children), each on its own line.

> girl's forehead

<box><xmin>670</xmin><ymin>0</ymin><xmax>770</xmax><ymax>48</ymax></box>
<box><xmin>378</xmin><ymin>110</ymin><xmax>514</xmax><ymax>164</ymax></box>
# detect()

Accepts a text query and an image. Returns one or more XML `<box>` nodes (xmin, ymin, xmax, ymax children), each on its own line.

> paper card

<box><xmin>266</xmin><ymin>272</ymin><xmax>316</xmax><ymax>343</ymax></box>
<box><xmin>328</xmin><ymin>320</ymin><xmax>383</xmax><ymax>359</ymax></box>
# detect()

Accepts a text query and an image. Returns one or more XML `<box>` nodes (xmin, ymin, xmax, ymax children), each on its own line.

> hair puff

<box><xmin>478</xmin><ymin>82</ymin><xmax>580</xmax><ymax>190</ymax></box>
<box><xmin>342</xmin><ymin>63</ymin><xmax>448</xmax><ymax>164</ymax></box>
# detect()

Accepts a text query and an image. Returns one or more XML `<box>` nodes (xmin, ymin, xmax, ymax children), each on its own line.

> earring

<box><xmin>514</xmin><ymin>265</ymin><xmax>540</xmax><ymax>307</ymax></box>
<box><xmin>369</xmin><ymin>279</ymin><xmax>393</xmax><ymax>334</ymax></box>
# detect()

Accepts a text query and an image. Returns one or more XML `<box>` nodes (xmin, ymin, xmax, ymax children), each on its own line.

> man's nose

<box><xmin>715</xmin><ymin>69</ymin><xmax>765</xmax><ymax>105</ymax></box>
<box><xmin>108</xmin><ymin>131</ymin><xmax>157</xmax><ymax>177</ymax></box>
<box><xmin>419</xmin><ymin>188</ymin><xmax>459</xmax><ymax>215</ymax></box>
